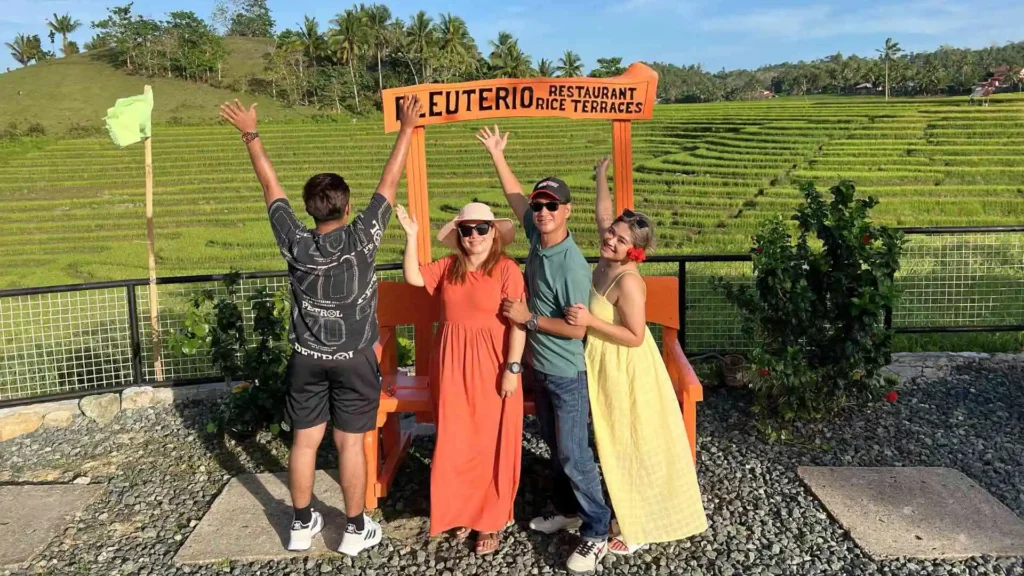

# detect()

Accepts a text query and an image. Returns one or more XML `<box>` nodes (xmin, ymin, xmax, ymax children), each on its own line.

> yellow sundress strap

<box><xmin>601</xmin><ymin>269</ymin><xmax>645</xmax><ymax>298</ymax></box>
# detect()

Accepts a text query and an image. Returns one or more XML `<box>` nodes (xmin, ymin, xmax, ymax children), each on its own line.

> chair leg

<box><xmin>363</xmin><ymin>429</ymin><xmax>379</xmax><ymax>511</ymax></box>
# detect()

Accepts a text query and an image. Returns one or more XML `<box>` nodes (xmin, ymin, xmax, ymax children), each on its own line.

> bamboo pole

<box><xmin>143</xmin><ymin>85</ymin><xmax>164</xmax><ymax>381</ymax></box>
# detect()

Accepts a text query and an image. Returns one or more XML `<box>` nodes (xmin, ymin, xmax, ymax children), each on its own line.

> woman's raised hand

<box><xmin>595</xmin><ymin>156</ymin><xmax>610</xmax><ymax>175</ymax></box>
<box><xmin>395</xmin><ymin>204</ymin><xmax>418</xmax><ymax>237</ymax></box>
<box><xmin>476</xmin><ymin>125</ymin><xmax>509</xmax><ymax>155</ymax></box>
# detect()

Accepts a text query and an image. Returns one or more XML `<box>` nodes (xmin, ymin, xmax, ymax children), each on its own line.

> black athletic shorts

<box><xmin>284</xmin><ymin>347</ymin><xmax>383</xmax><ymax>433</ymax></box>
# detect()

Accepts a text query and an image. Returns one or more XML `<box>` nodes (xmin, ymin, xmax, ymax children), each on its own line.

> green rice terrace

<box><xmin>1</xmin><ymin>94</ymin><xmax>1023</xmax><ymax>290</ymax></box>
<box><xmin>2</xmin><ymin>94</ymin><xmax>1024</xmax><ymax>401</ymax></box>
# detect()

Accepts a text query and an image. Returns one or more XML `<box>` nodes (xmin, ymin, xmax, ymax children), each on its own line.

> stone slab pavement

<box><xmin>798</xmin><ymin>466</ymin><xmax>1024</xmax><ymax>560</ymax></box>
<box><xmin>174</xmin><ymin>470</ymin><xmax>349</xmax><ymax>565</ymax></box>
<box><xmin>0</xmin><ymin>484</ymin><xmax>104</xmax><ymax>568</ymax></box>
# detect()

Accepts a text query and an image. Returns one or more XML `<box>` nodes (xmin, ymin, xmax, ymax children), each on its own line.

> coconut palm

<box><xmin>5</xmin><ymin>33</ymin><xmax>41</xmax><ymax>66</ymax></box>
<box><xmin>46</xmin><ymin>13</ymin><xmax>82</xmax><ymax>57</ymax></box>
<box><xmin>490</xmin><ymin>37</ymin><xmax>532</xmax><ymax>79</ymax></box>
<box><xmin>536</xmin><ymin>58</ymin><xmax>555</xmax><ymax>78</ymax></box>
<box><xmin>556</xmin><ymin>50</ymin><xmax>583</xmax><ymax>77</ymax></box>
<box><xmin>433</xmin><ymin>13</ymin><xmax>477</xmax><ymax>80</ymax></box>
<box><xmin>363</xmin><ymin>3</ymin><xmax>392</xmax><ymax>93</ymax></box>
<box><xmin>488</xmin><ymin>31</ymin><xmax>515</xmax><ymax>66</ymax></box>
<box><xmin>405</xmin><ymin>11</ymin><xmax>434</xmax><ymax>82</ymax></box>
<box><xmin>876</xmin><ymin>37</ymin><xmax>903</xmax><ymax>101</ymax></box>
<box><xmin>296</xmin><ymin>16</ymin><xmax>327</xmax><ymax>68</ymax></box>
<box><xmin>329</xmin><ymin>8</ymin><xmax>369</xmax><ymax>111</ymax></box>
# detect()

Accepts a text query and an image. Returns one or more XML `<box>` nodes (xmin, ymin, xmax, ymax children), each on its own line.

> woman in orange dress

<box><xmin>396</xmin><ymin>202</ymin><xmax>527</xmax><ymax>555</ymax></box>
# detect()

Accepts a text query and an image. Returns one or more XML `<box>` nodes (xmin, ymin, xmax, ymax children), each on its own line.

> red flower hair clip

<box><xmin>626</xmin><ymin>247</ymin><xmax>646</xmax><ymax>263</ymax></box>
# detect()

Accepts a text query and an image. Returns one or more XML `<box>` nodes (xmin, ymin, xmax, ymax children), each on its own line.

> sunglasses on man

<box><xmin>457</xmin><ymin>222</ymin><xmax>493</xmax><ymax>237</ymax></box>
<box><xmin>621</xmin><ymin>209</ymin><xmax>649</xmax><ymax>229</ymax></box>
<box><xmin>530</xmin><ymin>200</ymin><xmax>566</xmax><ymax>213</ymax></box>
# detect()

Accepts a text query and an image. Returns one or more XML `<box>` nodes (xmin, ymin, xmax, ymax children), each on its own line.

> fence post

<box><xmin>126</xmin><ymin>285</ymin><xmax>143</xmax><ymax>385</ymax></box>
<box><xmin>678</xmin><ymin>260</ymin><xmax>687</xmax><ymax>353</ymax></box>
<box><xmin>884</xmin><ymin>270</ymin><xmax>895</xmax><ymax>331</ymax></box>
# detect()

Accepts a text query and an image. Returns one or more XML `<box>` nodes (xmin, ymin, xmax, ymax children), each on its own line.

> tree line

<box><xmin>5</xmin><ymin>1</ymin><xmax>1023</xmax><ymax>110</ymax></box>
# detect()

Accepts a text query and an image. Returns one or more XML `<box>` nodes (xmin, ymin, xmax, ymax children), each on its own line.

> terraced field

<box><xmin>1</xmin><ymin>94</ymin><xmax>1023</xmax><ymax>289</ymax></box>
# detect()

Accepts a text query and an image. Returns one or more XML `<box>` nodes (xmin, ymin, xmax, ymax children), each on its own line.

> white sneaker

<box><xmin>338</xmin><ymin>514</ymin><xmax>382</xmax><ymax>556</ymax></box>
<box><xmin>287</xmin><ymin>510</ymin><xmax>324</xmax><ymax>551</ymax></box>
<box><xmin>566</xmin><ymin>539</ymin><xmax>608</xmax><ymax>573</ymax></box>
<box><xmin>529</xmin><ymin>514</ymin><xmax>582</xmax><ymax>534</ymax></box>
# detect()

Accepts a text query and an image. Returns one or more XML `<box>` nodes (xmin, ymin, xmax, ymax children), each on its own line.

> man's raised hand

<box><xmin>476</xmin><ymin>125</ymin><xmax>509</xmax><ymax>155</ymax></box>
<box><xmin>219</xmin><ymin>99</ymin><xmax>258</xmax><ymax>134</ymax></box>
<box><xmin>398</xmin><ymin>95</ymin><xmax>422</xmax><ymax>131</ymax></box>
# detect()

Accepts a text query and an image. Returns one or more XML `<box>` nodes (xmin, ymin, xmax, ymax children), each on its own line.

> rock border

<box><xmin>0</xmin><ymin>383</ymin><xmax>230</xmax><ymax>442</ymax></box>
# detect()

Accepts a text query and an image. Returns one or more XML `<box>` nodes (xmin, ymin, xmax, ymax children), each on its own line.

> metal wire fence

<box><xmin>1</xmin><ymin>226</ymin><xmax>1022</xmax><ymax>405</ymax></box>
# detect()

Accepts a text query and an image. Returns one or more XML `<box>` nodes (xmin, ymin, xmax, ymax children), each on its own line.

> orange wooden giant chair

<box><xmin>361</xmin><ymin>276</ymin><xmax>703</xmax><ymax>511</ymax></box>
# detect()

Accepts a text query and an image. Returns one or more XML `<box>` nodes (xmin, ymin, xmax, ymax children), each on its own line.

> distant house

<box><xmin>854</xmin><ymin>82</ymin><xmax>875</xmax><ymax>95</ymax></box>
<box><xmin>754</xmin><ymin>90</ymin><xmax>775</xmax><ymax>99</ymax></box>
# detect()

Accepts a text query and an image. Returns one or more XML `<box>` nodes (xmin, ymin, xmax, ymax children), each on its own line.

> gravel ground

<box><xmin>1</xmin><ymin>357</ymin><xmax>1022</xmax><ymax>576</ymax></box>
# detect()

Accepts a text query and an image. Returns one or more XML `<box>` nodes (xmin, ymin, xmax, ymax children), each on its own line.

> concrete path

<box><xmin>0</xmin><ymin>484</ymin><xmax>103</xmax><ymax>568</ymax></box>
<box><xmin>798</xmin><ymin>466</ymin><xmax>1024</xmax><ymax>560</ymax></box>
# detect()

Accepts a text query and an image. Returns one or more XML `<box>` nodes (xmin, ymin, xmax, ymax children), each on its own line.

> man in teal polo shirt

<box><xmin>477</xmin><ymin>125</ymin><xmax>611</xmax><ymax>573</ymax></box>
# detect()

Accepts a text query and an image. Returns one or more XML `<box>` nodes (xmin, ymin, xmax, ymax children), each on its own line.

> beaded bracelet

<box><xmin>241</xmin><ymin>131</ymin><xmax>260</xmax><ymax>144</ymax></box>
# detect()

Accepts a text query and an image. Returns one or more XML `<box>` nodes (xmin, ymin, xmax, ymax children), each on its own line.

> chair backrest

<box><xmin>641</xmin><ymin>276</ymin><xmax>680</xmax><ymax>330</ymax></box>
<box><xmin>378</xmin><ymin>275</ymin><xmax>678</xmax><ymax>327</ymax></box>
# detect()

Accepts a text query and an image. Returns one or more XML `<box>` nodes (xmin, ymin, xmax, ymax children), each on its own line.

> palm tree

<box><xmin>434</xmin><ymin>13</ymin><xmax>477</xmax><ymax>80</ymax></box>
<box><xmin>363</xmin><ymin>4</ymin><xmax>392</xmax><ymax>93</ymax></box>
<box><xmin>556</xmin><ymin>50</ymin><xmax>583</xmax><ymax>77</ymax></box>
<box><xmin>488</xmin><ymin>31</ymin><xmax>515</xmax><ymax>66</ymax></box>
<box><xmin>329</xmin><ymin>8</ymin><xmax>369</xmax><ymax>112</ymax></box>
<box><xmin>876</xmin><ymin>37</ymin><xmax>903</xmax><ymax>101</ymax></box>
<box><xmin>490</xmin><ymin>37</ymin><xmax>532</xmax><ymax>79</ymax></box>
<box><xmin>296</xmin><ymin>16</ymin><xmax>327</xmax><ymax>68</ymax></box>
<box><xmin>46</xmin><ymin>13</ymin><xmax>82</xmax><ymax>57</ymax></box>
<box><xmin>536</xmin><ymin>58</ymin><xmax>555</xmax><ymax>78</ymax></box>
<box><xmin>5</xmin><ymin>34</ymin><xmax>41</xmax><ymax>66</ymax></box>
<box><xmin>406</xmin><ymin>11</ymin><xmax>434</xmax><ymax>82</ymax></box>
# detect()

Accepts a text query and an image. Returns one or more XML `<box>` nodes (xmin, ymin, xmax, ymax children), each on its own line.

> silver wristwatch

<box><xmin>506</xmin><ymin>361</ymin><xmax>522</xmax><ymax>374</ymax></box>
<box><xmin>525</xmin><ymin>313</ymin><xmax>539</xmax><ymax>331</ymax></box>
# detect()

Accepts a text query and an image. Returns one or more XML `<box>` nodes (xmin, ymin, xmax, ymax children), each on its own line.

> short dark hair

<box><xmin>302</xmin><ymin>173</ymin><xmax>350</xmax><ymax>223</ymax></box>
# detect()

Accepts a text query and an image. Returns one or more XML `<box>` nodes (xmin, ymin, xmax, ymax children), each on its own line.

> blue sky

<box><xmin>2</xmin><ymin>0</ymin><xmax>1023</xmax><ymax>74</ymax></box>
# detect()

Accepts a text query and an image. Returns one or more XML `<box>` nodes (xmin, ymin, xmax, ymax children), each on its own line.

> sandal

<box><xmin>453</xmin><ymin>527</ymin><xmax>471</xmax><ymax>542</ymax></box>
<box><xmin>475</xmin><ymin>532</ymin><xmax>500</xmax><ymax>555</ymax></box>
<box><xmin>608</xmin><ymin>536</ymin><xmax>647</xmax><ymax>556</ymax></box>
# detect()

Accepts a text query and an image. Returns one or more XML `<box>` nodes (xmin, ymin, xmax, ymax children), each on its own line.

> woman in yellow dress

<box><xmin>564</xmin><ymin>157</ymin><xmax>708</xmax><ymax>555</ymax></box>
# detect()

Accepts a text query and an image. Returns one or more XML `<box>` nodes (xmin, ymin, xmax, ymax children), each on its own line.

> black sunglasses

<box><xmin>457</xmin><ymin>222</ymin><xmax>493</xmax><ymax>237</ymax></box>
<box><xmin>530</xmin><ymin>200</ymin><xmax>564</xmax><ymax>213</ymax></box>
<box><xmin>621</xmin><ymin>209</ymin><xmax>649</xmax><ymax>229</ymax></box>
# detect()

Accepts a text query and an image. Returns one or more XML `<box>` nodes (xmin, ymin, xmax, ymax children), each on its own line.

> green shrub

<box><xmin>397</xmin><ymin>336</ymin><xmax>415</xmax><ymax>367</ymax></box>
<box><xmin>168</xmin><ymin>273</ymin><xmax>291</xmax><ymax>437</ymax></box>
<box><xmin>712</xmin><ymin>180</ymin><xmax>905</xmax><ymax>440</ymax></box>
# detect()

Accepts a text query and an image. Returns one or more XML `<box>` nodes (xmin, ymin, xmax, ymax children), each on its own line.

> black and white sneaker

<box><xmin>338</xmin><ymin>514</ymin><xmax>382</xmax><ymax>556</ymax></box>
<box><xmin>566</xmin><ymin>539</ymin><xmax>608</xmax><ymax>573</ymax></box>
<box><xmin>286</xmin><ymin>510</ymin><xmax>324</xmax><ymax>551</ymax></box>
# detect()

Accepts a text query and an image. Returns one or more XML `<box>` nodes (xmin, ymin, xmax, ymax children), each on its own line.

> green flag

<box><xmin>104</xmin><ymin>89</ymin><xmax>153</xmax><ymax>148</ymax></box>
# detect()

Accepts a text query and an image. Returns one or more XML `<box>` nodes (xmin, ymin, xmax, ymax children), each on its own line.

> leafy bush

<box><xmin>397</xmin><ymin>336</ymin><xmax>414</xmax><ymax>367</ymax></box>
<box><xmin>712</xmin><ymin>180</ymin><xmax>904</xmax><ymax>440</ymax></box>
<box><xmin>169</xmin><ymin>273</ymin><xmax>291</xmax><ymax>437</ymax></box>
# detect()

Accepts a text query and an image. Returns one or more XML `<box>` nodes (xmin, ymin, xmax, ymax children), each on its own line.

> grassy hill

<box><xmin>0</xmin><ymin>39</ymin><xmax>318</xmax><ymax>136</ymax></box>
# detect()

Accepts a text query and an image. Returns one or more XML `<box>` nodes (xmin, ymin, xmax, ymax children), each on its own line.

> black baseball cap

<box><xmin>530</xmin><ymin>176</ymin><xmax>571</xmax><ymax>203</ymax></box>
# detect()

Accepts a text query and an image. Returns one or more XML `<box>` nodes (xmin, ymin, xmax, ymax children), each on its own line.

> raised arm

<box><xmin>477</xmin><ymin>125</ymin><xmax>530</xmax><ymax>225</ymax></box>
<box><xmin>594</xmin><ymin>156</ymin><xmax>615</xmax><ymax>236</ymax></box>
<box><xmin>395</xmin><ymin>205</ymin><xmax>424</xmax><ymax>287</ymax></box>
<box><xmin>376</xmin><ymin>96</ymin><xmax>423</xmax><ymax>206</ymax></box>
<box><xmin>220</xmin><ymin>100</ymin><xmax>285</xmax><ymax>208</ymax></box>
<box><xmin>565</xmin><ymin>274</ymin><xmax>646</xmax><ymax>347</ymax></box>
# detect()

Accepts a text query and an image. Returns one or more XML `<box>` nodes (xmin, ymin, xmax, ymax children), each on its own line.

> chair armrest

<box><xmin>664</xmin><ymin>338</ymin><xmax>703</xmax><ymax>404</ymax></box>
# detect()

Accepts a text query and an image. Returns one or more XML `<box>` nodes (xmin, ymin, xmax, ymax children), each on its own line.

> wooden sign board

<box><xmin>381</xmin><ymin>63</ymin><xmax>659</xmax><ymax>262</ymax></box>
<box><xmin>382</xmin><ymin>63</ymin><xmax>658</xmax><ymax>133</ymax></box>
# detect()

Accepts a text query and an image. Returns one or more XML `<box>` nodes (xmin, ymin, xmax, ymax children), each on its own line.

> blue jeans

<box><xmin>527</xmin><ymin>365</ymin><xmax>611</xmax><ymax>541</ymax></box>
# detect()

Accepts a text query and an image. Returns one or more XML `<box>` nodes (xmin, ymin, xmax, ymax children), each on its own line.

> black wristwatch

<box><xmin>525</xmin><ymin>313</ymin><xmax>539</xmax><ymax>331</ymax></box>
<box><xmin>506</xmin><ymin>361</ymin><xmax>522</xmax><ymax>374</ymax></box>
<box><xmin>241</xmin><ymin>131</ymin><xmax>260</xmax><ymax>144</ymax></box>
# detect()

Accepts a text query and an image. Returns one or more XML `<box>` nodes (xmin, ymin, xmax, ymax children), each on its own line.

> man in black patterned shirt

<box><xmin>219</xmin><ymin>96</ymin><xmax>422</xmax><ymax>556</ymax></box>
